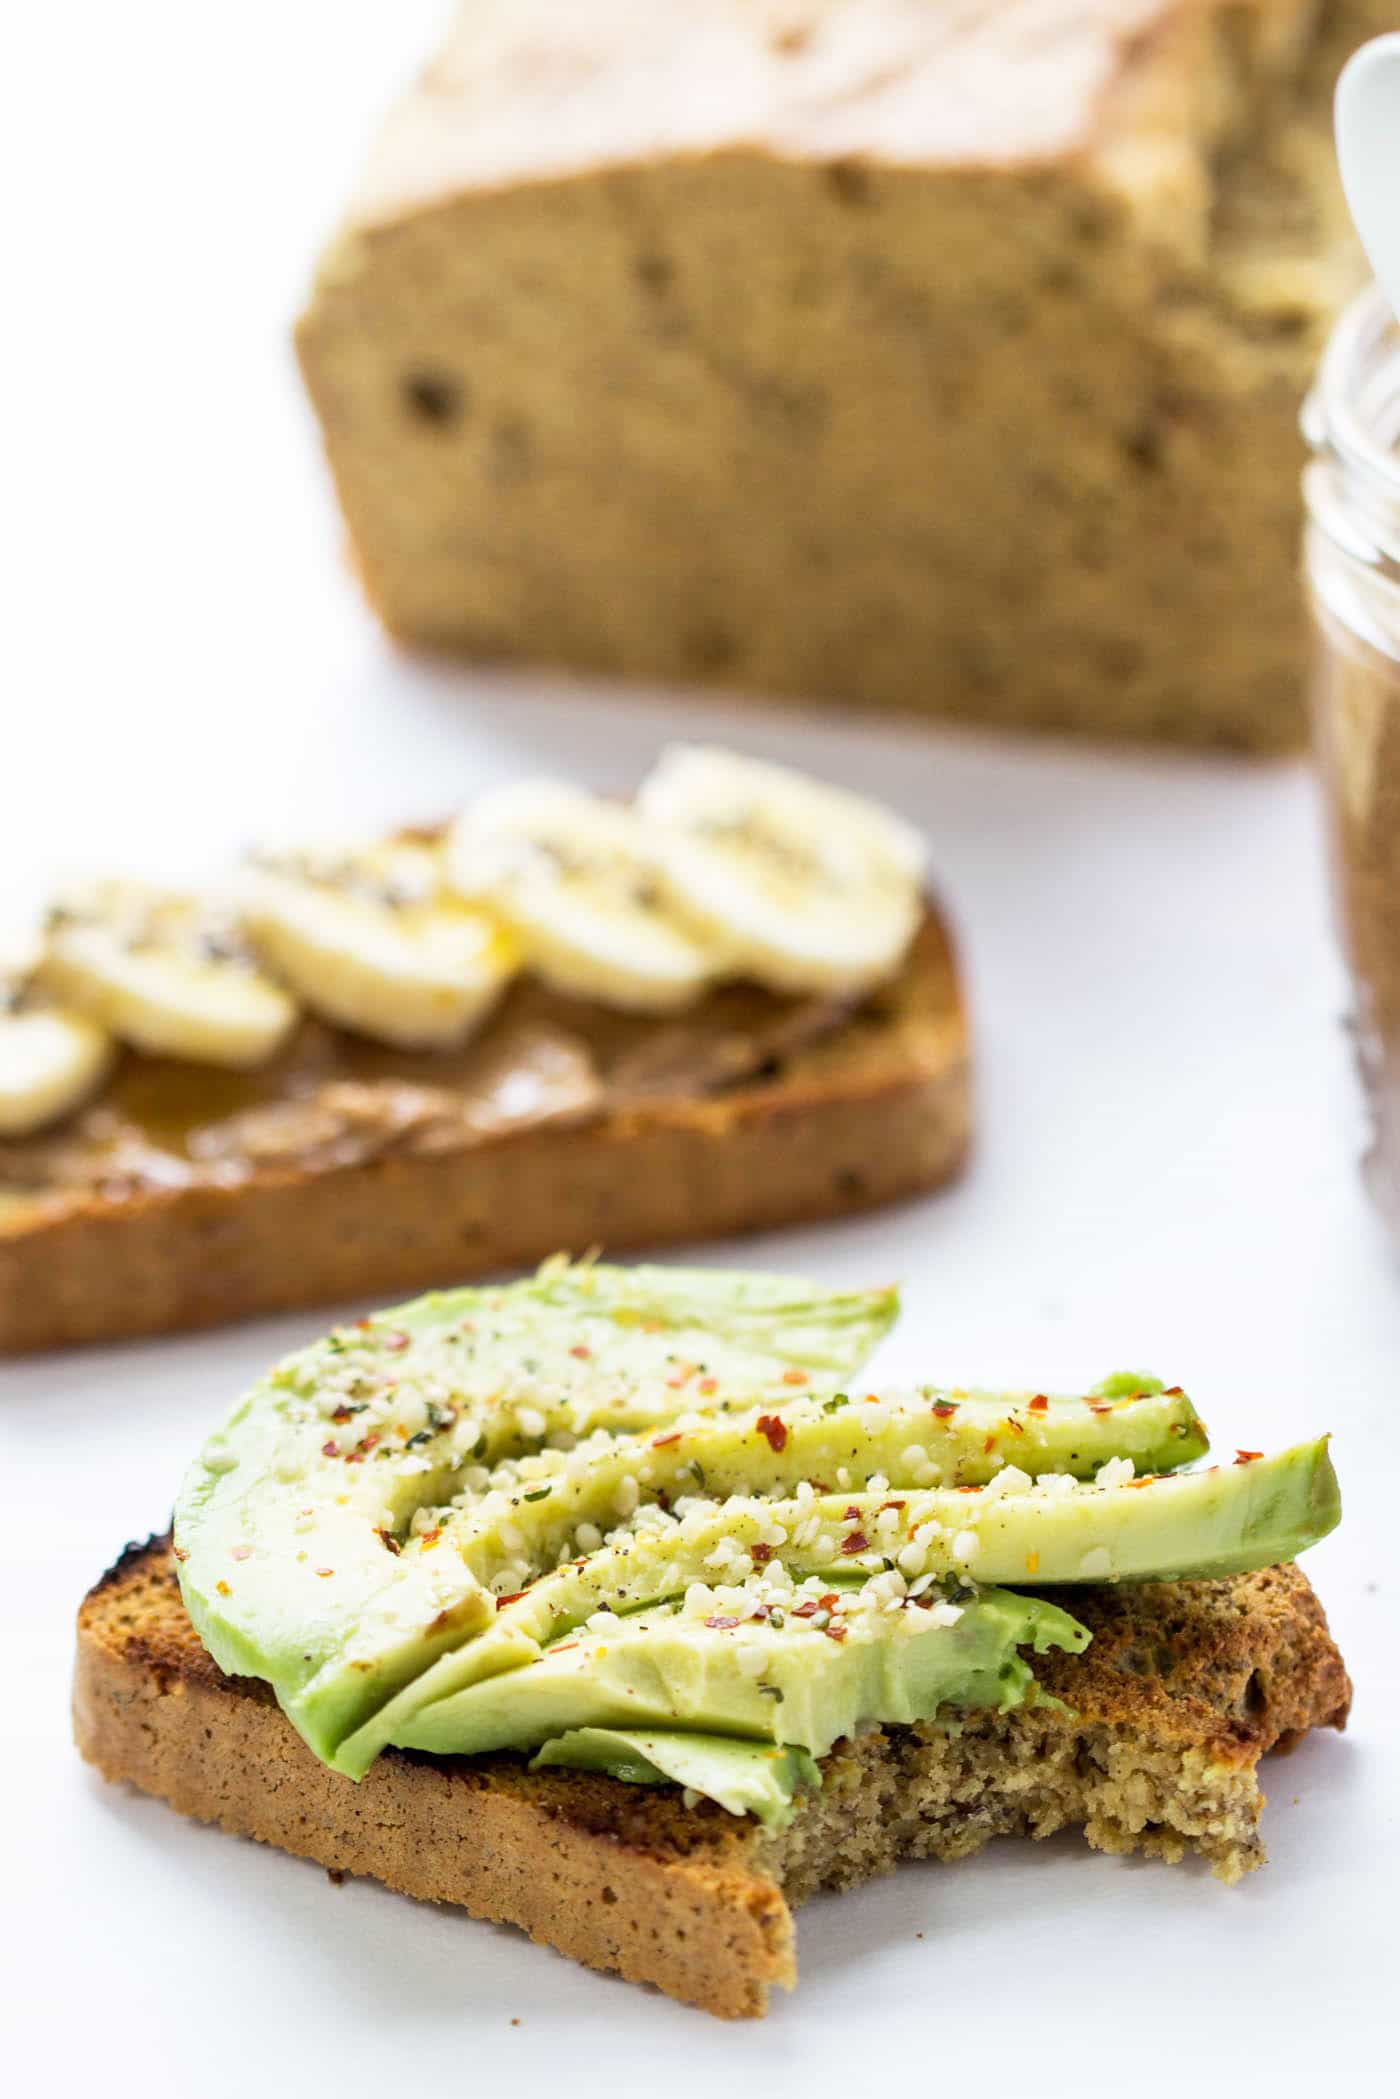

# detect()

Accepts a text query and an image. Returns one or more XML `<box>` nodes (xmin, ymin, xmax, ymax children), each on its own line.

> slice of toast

<box><xmin>74</xmin><ymin>1537</ymin><xmax>1350</xmax><ymax>2019</ymax></box>
<box><xmin>0</xmin><ymin>910</ymin><xmax>969</xmax><ymax>1353</ymax></box>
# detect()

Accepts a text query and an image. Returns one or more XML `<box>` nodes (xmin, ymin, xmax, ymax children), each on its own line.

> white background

<box><xmin>4</xmin><ymin>7</ymin><xmax>1397</xmax><ymax>2091</ymax></box>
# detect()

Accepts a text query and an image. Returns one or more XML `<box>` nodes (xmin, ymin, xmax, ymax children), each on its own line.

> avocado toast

<box><xmin>74</xmin><ymin>1261</ymin><xmax>1350</xmax><ymax>2015</ymax></box>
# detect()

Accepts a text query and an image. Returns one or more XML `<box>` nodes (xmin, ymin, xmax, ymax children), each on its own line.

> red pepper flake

<box><xmin>321</xmin><ymin>1440</ymin><xmax>340</xmax><ymax>1458</ymax></box>
<box><xmin>550</xmin><ymin>1642</ymin><xmax>580</xmax><ymax>1655</ymax></box>
<box><xmin>419</xmin><ymin>1527</ymin><xmax>442</xmax><ymax>1548</ymax></box>
<box><xmin>315</xmin><ymin>1568</ymin><xmax>334</xmax><ymax>1579</ymax></box>
<box><xmin>824</xmin><ymin>1622</ymin><xmax>848</xmax><ymax>1643</ymax></box>
<box><xmin>755</xmin><ymin>1414</ymin><xmax>788</xmax><ymax>1453</ymax></box>
<box><xmin>1234</xmin><ymin>1449</ymin><xmax>1263</xmax><ymax>1466</ymax></box>
<box><xmin>651</xmin><ymin>1431</ymin><xmax>683</xmax><ymax>1449</ymax></box>
<box><xmin>384</xmin><ymin>1331</ymin><xmax>411</xmax><ymax>1353</ymax></box>
<box><xmin>841</xmin><ymin>1531</ymin><xmax>871</xmax><ymax>1555</ymax></box>
<box><xmin>819</xmin><ymin>1593</ymin><xmax>839</xmax><ymax>1611</ymax></box>
<box><xmin>1004</xmin><ymin>1417</ymin><xmax>1025</xmax><ymax>1437</ymax></box>
<box><xmin>879</xmin><ymin>1498</ymin><xmax>907</xmax><ymax>1513</ymax></box>
<box><xmin>569</xmin><ymin>1344</ymin><xmax>591</xmax><ymax>1360</ymax></box>
<box><xmin>1028</xmin><ymin>1394</ymin><xmax>1050</xmax><ymax>1414</ymax></box>
<box><xmin>983</xmin><ymin>1434</ymin><xmax>997</xmax><ymax>1454</ymax></box>
<box><xmin>751</xmin><ymin>1542</ymin><xmax>774</xmax><ymax>1564</ymax></box>
<box><xmin>331</xmin><ymin>1404</ymin><xmax>353</xmax><ymax>1424</ymax></box>
<box><xmin>698</xmin><ymin>1377</ymin><xmax>718</xmax><ymax>1396</ymax></box>
<box><xmin>376</xmin><ymin>1529</ymin><xmax>402</xmax><ymax>1556</ymax></box>
<box><xmin>1126</xmin><ymin>1475</ymin><xmax>1157</xmax><ymax>1488</ymax></box>
<box><xmin>704</xmin><ymin>1614</ymin><xmax>742</xmax><ymax>1630</ymax></box>
<box><xmin>665</xmin><ymin>1364</ymin><xmax>696</xmax><ymax>1389</ymax></box>
<box><xmin>171</xmin><ymin>1545</ymin><xmax>189</xmax><ymax>1563</ymax></box>
<box><xmin>1164</xmin><ymin>1385</ymin><xmax>1184</xmax><ymax>1397</ymax></box>
<box><xmin>844</xmin><ymin>1504</ymin><xmax>862</xmax><ymax>1520</ymax></box>
<box><xmin>230</xmin><ymin>1545</ymin><xmax>252</xmax><ymax>1562</ymax></box>
<box><xmin>782</xmin><ymin>1369</ymin><xmax>808</xmax><ymax>1387</ymax></box>
<box><xmin>215</xmin><ymin>1579</ymin><xmax>231</xmax><ymax>1596</ymax></box>
<box><xmin>931</xmin><ymin>1401</ymin><xmax>958</xmax><ymax>1419</ymax></box>
<box><xmin>792</xmin><ymin>1599</ymin><xmax>821</xmax><ymax>1619</ymax></box>
<box><xmin>354</xmin><ymin>1318</ymin><xmax>372</xmax><ymax>1331</ymax></box>
<box><xmin>495</xmin><ymin>1591</ymin><xmax>527</xmax><ymax>1609</ymax></box>
<box><xmin>1087</xmin><ymin>1403</ymin><xmax>1113</xmax><ymax>1416</ymax></box>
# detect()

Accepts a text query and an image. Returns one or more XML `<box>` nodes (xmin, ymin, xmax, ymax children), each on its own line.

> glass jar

<box><xmin>1304</xmin><ymin>281</ymin><xmax>1400</xmax><ymax>1233</ymax></box>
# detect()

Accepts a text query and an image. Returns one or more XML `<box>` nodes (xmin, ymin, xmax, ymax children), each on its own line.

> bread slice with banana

<box><xmin>0</xmin><ymin>748</ymin><xmax>970</xmax><ymax>1351</ymax></box>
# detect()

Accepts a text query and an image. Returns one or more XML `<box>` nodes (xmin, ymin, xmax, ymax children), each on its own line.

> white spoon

<box><xmin>1336</xmin><ymin>33</ymin><xmax>1400</xmax><ymax>321</ymax></box>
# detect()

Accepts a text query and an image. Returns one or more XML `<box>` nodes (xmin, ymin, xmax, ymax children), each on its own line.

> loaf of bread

<box><xmin>296</xmin><ymin>0</ymin><xmax>1390</xmax><ymax>751</ymax></box>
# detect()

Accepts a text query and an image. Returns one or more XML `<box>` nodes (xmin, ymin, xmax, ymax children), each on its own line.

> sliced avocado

<box><xmin>520</xmin><ymin>1259</ymin><xmax>901</xmax><ymax>1379</ymax></box>
<box><xmin>394</xmin><ymin>1588</ymin><xmax>1090</xmax><ymax>1761</ymax></box>
<box><xmin>529</xmin><ymin>1729</ymin><xmax>821</xmax><ymax>1829</ymax></box>
<box><xmin>829</xmin><ymin>1438</ymin><xmax>1338</xmax><ymax>1586</ymax></box>
<box><xmin>423</xmin><ymin>1380</ymin><xmax>1208</xmax><ymax>1598</ymax></box>
<box><xmin>328</xmin><ymin>1439</ymin><xmax>1335</xmax><ymax>1775</ymax></box>
<box><xmin>173</xmin><ymin>1259</ymin><xmax>898</xmax><ymax>1762</ymax></box>
<box><xmin>333</xmin><ymin>1498</ymin><xmax>846</xmax><ymax>1776</ymax></box>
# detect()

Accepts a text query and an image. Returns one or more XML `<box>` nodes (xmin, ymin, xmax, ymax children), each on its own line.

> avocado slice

<box><xmin>849</xmin><ymin>1438</ymin><xmax>1340</xmax><ymax>1586</ymax></box>
<box><xmin>323</xmin><ymin>1385</ymin><xmax>1192</xmax><ymax>1779</ymax></box>
<box><xmin>173</xmin><ymin>1259</ymin><xmax>899</xmax><ymax>1761</ymax></box>
<box><xmin>171</xmin><ymin>1252</ymin><xmax>1340</xmax><ymax>1791</ymax></box>
<box><xmin>408</xmin><ymin>1379</ymin><xmax>1207</xmax><ymax>1599</ymax></box>
<box><xmin>327</xmin><ymin>1437</ymin><xmax>1336</xmax><ymax>1775</ymax></box>
<box><xmin>530</xmin><ymin>1730</ymin><xmax>822</xmax><ymax>1829</ymax></box>
<box><xmin>395</xmin><ymin>1587</ymin><xmax>1090</xmax><ymax>1761</ymax></box>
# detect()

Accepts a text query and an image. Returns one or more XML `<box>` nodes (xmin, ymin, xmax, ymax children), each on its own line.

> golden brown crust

<box><xmin>1028</xmin><ymin>1565</ymin><xmax>1353</xmax><ymax>1760</ymax></box>
<box><xmin>1</xmin><ymin>913</ymin><xmax>970</xmax><ymax>1353</ymax></box>
<box><xmin>74</xmin><ymin>1538</ymin><xmax>1350</xmax><ymax>2015</ymax></box>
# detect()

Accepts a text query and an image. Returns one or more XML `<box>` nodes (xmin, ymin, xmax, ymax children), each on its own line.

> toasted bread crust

<box><xmin>1</xmin><ymin>913</ymin><xmax>970</xmax><ymax>1353</ymax></box>
<box><xmin>74</xmin><ymin>1539</ymin><xmax>1349</xmax><ymax>2016</ymax></box>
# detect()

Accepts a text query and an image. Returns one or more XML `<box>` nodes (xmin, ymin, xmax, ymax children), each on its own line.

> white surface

<box><xmin>4</xmin><ymin>7</ymin><xmax>1397</xmax><ymax>2093</ymax></box>
<box><xmin>1337</xmin><ymin>33</ymin><xmax>1400</xmax><ymax>322</ymax></box>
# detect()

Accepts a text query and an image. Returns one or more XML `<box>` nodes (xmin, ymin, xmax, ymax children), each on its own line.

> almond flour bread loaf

<box><xmin>296</xmin><ymin>0</ymin><xmax>1394</xmax><ymax>751</ymax></box>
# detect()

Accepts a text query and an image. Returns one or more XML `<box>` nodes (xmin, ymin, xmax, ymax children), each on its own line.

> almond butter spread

<box><xmin>0</xmin><ymin>973</ymin><xmax>855</xmax><ymax>1222</ymax></box>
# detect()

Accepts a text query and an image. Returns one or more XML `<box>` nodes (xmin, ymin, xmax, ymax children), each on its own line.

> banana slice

<box><xmin>0</xmin><ymin>1005</ymin><xmax>112</xmax><ymax>1137</ymax></box>
<box><xmin>40</xmin><ymin>883</ymin><xmax>296</xmax><ymax>1069</ymax></box>
<box><xmin>635</xmin><ymin>746</ymin><xmax>927</xmax><ymax>995</ymax></box>
<box><xmin>240</xmin><ymin>842</ymin><xmax>516</xmax><ymax>1050</ymax></box>
<box><xmin>445</xmin><ymin>781</ymin><xmax>715</xmax><ymax>1012</ymax></box>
